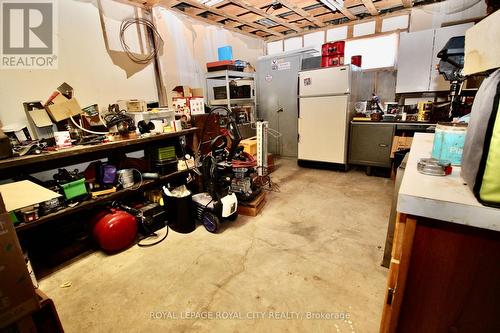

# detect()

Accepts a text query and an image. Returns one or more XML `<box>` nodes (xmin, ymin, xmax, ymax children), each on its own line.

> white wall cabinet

<box><xmin>396</xmin><ymin>23</ymin><xmax>473</xmax><ymax>93</ymax></box>
<box><xmin>396</xmin><ymin>29</ymin><xmax>434</xmax><ymax>93</ymax></box>
<box><xmin>429</xmin><ymin>23</ymin><xmax>473</xmax><ymax>91</ymax></box>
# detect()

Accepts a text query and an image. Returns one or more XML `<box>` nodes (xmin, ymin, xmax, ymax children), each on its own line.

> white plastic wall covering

<box><xmin>345</xmin><ymin>33</ymin><xmax>398</xmax><ymax>69</ymax></box>
<box><xmin>303</xmin><ymin>31</ymin><xmax>325</xmax><ymax>52</ymax></box>
<box><xmin>353</xmin><ymin>21</ymin><xmax>376</xmax><ymax>37</ymax></box>
<box><xmin>284</xmin><ymin>37</ymin><xmax>303</xmax><ymax>52</ymax></box>
<box><xmin>381</xmin><ymin>15</ymin><xmax>409</xmax><ymax>32</ymax></box>
<box><xmin>267</xmin><ymin>40</ymin><xmax>283</xmax><ymax>55</ymax></box>
<box><xmin>326</xmin><ymin>26</ymin><xmax>348</xmax><ymax>42</ymax></box>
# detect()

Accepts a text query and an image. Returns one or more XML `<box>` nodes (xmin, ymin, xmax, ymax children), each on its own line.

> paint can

<box><xmin>431</xmin><ymin>122</ymin><xmax>468</xmax><ymax>166</ymax></box>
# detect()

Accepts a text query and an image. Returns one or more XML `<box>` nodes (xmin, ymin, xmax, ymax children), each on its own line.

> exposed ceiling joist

<box><xmin>278</xmin><ymin>0</ymin><xmax>326</xmax><ymax>27</ymax></box>
<box><xmin>174</xmin><ymin>0</ymin><xmax>284</xmax><ymax>37</ymax></box>
<box><xmin>230</xmin><ymin>0</ymin><xmax>303</xmax><ymax>32</ymax></box>
<box><xmin>169</xmin><ymin>5</ymin><xmax>265</xmax><ymax>38</ymax></box>
<box><xmin>121</xmin><ymin>0</ymin><xmax>435</xmax><ymax>40</ymax></box>
<box><xmin>336</xmin><ymin>6</ymin><xmax>357</xmax><ymax>20</ymax></box>
<box><xmin>114</xmin><ymin>0</ymin><xmax>149</xmax><ymax>8</ymax></box>
<box><xmin>401</xmin><ymin>0</ymin><xmax>413</xmax><ymax>8</ymax></box>
<box><xmin>361</xmin><ymin>0</ymin><xmax>379</xmax><ymax>15</ymax></box>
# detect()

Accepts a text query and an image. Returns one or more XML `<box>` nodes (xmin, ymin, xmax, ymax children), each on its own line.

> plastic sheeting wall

<box><xmin>0</xmin><ymin>0</ymin><xmax>157</xmax><ymax>128</ymax></box>
<box><xmin>153</xmin><ymin>7</ymin><xmax>264</xmax><ymax>108</ymax></box>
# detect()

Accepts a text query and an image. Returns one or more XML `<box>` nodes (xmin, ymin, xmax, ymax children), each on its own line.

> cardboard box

<box><xmin>172</xmin><ymin>86</ymin><xmax>192</xmax><ymax>98</ymax></box>
<box><xmin>391</xmin><ymin>136</ymin><xmax>413</xmax><ymax>158</ymax></box>
<box><xmin>45</xmin><ymin>94</ymin><xmax>82</xmax><ymax>122</ymax></box>
<box><xmin>117</xmin><ymin>100</ymin><xmax>147</xmax><ymax>113</ymax></box>
<box><xmin>240</xmin><ymin>136</ymin><xmax>257</xmax><ymax>156</ymax></box>
<box><xmin>0</xmin><ymin>194</ymin><xmax>39</xmax><ymax>329</ymax></box>
<box><xmin>191</xmin><ymin>88</ymin><xmax>204</xmax><ymax>98</ymax></box>
<box><xmin>189</xmin><ymin>98</ymin><xmax>205</xmax><ymax>115</ymax></box>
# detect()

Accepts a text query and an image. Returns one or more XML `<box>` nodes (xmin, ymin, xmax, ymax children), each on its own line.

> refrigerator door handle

<box><xmin>299</xmin><ymin>93</ymin><xmax>350</xmax><ymax>98</ymax></box>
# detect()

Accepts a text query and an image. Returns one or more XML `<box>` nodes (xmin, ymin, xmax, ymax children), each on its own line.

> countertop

<box><xmin>350</xmin><ymin>120</ymin><xmax>435</xmax><ymax>126</ymax></box>
<box><xmin>397</xmin><ymin>133</ymin><xmax>500</xmax><ymax>232</ymax></box>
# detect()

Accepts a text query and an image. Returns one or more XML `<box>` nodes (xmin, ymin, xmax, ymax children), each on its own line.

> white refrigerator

<box><xmin>298</xmin><ymin>65</ymin><xmax>361</xmax><ymax>168</ymax></box>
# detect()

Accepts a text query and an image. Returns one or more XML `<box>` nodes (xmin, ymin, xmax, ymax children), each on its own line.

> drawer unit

<box><xmin>349</xmin><ymin>123</ymin><xmax>395</xmax><ymax>168</ymax></box>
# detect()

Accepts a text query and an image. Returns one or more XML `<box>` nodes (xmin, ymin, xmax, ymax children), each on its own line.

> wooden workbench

<box><xmin>0</xmin><ymin>129</ymin><xmax>198</xmax><ymax>233</ymax></box>
<box><xmin>380</xmin><ymin>133</ymin><xmax>500</xmax><ymax>333</ymax></box>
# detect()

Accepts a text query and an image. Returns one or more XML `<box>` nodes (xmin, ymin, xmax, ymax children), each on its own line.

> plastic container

<box><xmin>321</xmin><ymin>55</ymin><xmax>344</xmax><ymax>68</ymax></box>
<box><xmin>351</xmin><ymin>55</ymin><xmax>362</xmax><ymax>67</ymax></box>
<box><xmin>322</xmin><ymin>41</ymin><xmax>345</xmax><ymax>56</ymax></box>
<box><xmin>61</xmin><ymin>179</ymin><xmax>87</xmax><ymax>200</ymax></box>
<box><xmin>218</xmin><ymin>46</ymin><xmax>233</xmax><ymax>61</ymax></box>
<box><xmin>431</xmin><ymin>122</ymin><xmax>468</xmax><ymax>166</ymax></box>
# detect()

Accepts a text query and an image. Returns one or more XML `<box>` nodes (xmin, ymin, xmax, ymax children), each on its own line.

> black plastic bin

<box><xmin>164</xmin><ymin>193</ymin><xmax>195</xmax><ymax>233</ymax></box>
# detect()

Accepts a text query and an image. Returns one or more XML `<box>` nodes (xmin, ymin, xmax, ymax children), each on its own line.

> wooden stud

<box><xmin>347</xmin><ymin>24</ymin><xmax>353</xmax><ymax>38</ymax></box>
<box><xmin>375</xmin><ymin>16</ymin><xmax>382</xmax><ymax>33</ymax></box>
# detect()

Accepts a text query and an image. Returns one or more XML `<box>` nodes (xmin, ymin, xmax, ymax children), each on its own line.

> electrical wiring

<box><xmin>196</xmin><ymin>106</ymin><xmax>232</xmax><ymax>158</ymax></box>
<box><xmin>119</xmin><ymin>17</ymin><xmax>163</xmax><ymax>65</ymax></box>
<box><xmin>137</xmin><ymin>225</ymin><xmax>169</xmax><ymax>247</ymax></box>
<box><xmin>254</xmin><ymin>166</ymin><xmax>280</xmax><ymax>193</ymax></box>
<box><xmin>70</xmin><ymin>116</ymin><xmax>108</xmax><ymax>135</ymax></box>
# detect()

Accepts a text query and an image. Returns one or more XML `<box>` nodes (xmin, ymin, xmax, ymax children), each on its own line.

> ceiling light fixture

<box><xmin>319</xmin><ymin>0</ymin><xmax>345</xmax><ymax>13</ymax></box>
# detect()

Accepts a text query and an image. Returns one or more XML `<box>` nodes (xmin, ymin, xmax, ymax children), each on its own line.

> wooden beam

<box><xmin>278</xmin><ymin>0</ymin><xmax>326</xmax><ymax>27</ymax></box>
<box><xmin>168</xmin><ymin>5</ymin><xmax>264</xmax><ymax>39</ymax></box>
<box><xmin>230</xmin><ymin>0</ymin><xmax>303</xmax><ymax>32</ymax></box>
<box><xmin>336</xmin><ymin>5</ymin><xmax>357</xmax><ymax>20</ymax></box>
<box><xmin>401</xmin><ymin>0</ymin><xmax>413</xmax><ymax>8</ymax></box>
<box><xmin>172</xmin><ymin>0</ymin><xmax>284</xmax><ymax>37</ymax></box>
<box><xmin>362</xmin><ymin>0</ymin><xmax>379</xmax><ymax>16</ymax></box>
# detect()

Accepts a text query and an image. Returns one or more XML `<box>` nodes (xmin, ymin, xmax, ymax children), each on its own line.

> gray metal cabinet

<box><xmin>349</xmin><ymin>123</ymin><xmax>395</xmax><ymax>167</ymax></box>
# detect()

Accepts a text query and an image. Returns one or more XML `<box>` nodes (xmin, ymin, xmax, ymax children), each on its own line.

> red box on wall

<box><xmin>351</xmin><ymin>55</ymin><xmax>362</xmax><ymax>67</ymax></box>
<box><xmin>321</xmin><ymin>55</ymin><xmax>344</xmax><ymax>68</ymax></box>
<box><xmin>322</xmin><ymin>41</ymin><xmax>345</xmax><ymax>56</ymax></box>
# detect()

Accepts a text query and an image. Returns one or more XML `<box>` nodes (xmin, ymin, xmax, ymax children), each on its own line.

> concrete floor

<box><xmin>40</xmin><ymin>158</ymin><xmax>393</xmax><ymax>333</ymax></box>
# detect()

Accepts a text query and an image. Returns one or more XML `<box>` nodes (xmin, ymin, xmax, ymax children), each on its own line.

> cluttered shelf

<box><xmin>0</xmin><ymin>128</ymin><xmax>197</xmax><ymax>175</ymax></box>
<box><xmin>14</xmin><ymin>169</ymin><xmax>190</xmax><ymax>233</ymax></box>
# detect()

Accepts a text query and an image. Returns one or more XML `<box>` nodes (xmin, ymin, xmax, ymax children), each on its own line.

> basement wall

<box><xmin>0</xmin><ymin>0</ymin><xmax>157</xmax><ymax>128</ymax></box>
<box><xmin>153</xmin><ymin>7</ymin><xmax>265</xmax><ymax>108</ymax></box>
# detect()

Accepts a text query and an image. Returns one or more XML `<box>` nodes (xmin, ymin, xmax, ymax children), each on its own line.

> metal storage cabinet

<box><xmin>349</xmin><ymin>123</ymin><xmax>395</xmax><ymax>167</ymax></box>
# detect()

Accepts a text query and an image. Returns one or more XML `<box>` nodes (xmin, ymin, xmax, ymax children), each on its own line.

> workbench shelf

<box><xmin>14</xmin><ymin>169</ymin><xmax>190</xmax><ymax>233</ymax></box>
<box><xmin>0</xmin><ymin>128</ymin><xmax>198</xmax><ymax>232</ymax></box>
<box><xmin>0</xmin><ymin>128</ymin><xmax>198</xmax><ymax>178</ymax></box>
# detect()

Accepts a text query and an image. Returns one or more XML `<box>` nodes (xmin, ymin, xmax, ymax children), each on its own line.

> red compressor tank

<box><xmin>91</xmin><ymin>209</ymin><xmax>137</xmax><ymax>252</ymax></box>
